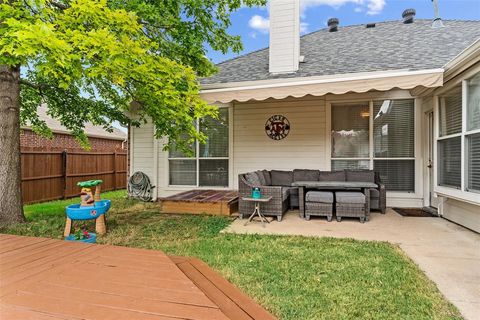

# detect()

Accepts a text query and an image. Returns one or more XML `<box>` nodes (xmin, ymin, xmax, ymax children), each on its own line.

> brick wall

<box><xmin>20</xmin><ymin>129</ymin><xmax>126</xmax><ymax>152</ymax></box>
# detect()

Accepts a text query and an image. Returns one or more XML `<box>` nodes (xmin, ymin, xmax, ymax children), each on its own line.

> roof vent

<box><xmin>431</xmin><ymin>0</ymin><xmax>444</xmax><ymax>28</ymax></box>
<box><xmin>366</xmin><ymin>23</ymin><xmax>376</xmax><ymax>28</ymax></box>
<box><xmin>402</xmin><ymin>8</ymin><xmax>416</xmax><ymax>24</ymax></box>
<box><xmin>327</xmin><ymin>18</ymin><xmax>339</xmax><ymax>32</ymax></box>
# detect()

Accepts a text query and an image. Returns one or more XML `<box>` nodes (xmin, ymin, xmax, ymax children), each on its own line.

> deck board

<box><xmin>0</xmin><ymin>234</ymin><xmax>275</xmax><ymax>320</ymax></box>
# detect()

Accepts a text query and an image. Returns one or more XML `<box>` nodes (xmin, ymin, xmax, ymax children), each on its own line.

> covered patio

<box><xmin>224</xmin><ymin>209</ymin><xmax>480</xmax><ymax>320</ymax></box>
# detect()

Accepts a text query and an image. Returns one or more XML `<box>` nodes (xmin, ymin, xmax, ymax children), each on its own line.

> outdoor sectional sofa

<box><xmin>238</xmin><ymin>169</ymin><xmax>386</xmax><ymax>222</ymax></box>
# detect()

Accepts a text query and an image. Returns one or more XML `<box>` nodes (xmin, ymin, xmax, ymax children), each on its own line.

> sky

<box><xmin>207</xmin><ymin>0</ymin><xmax>480</xmax><ymax>64</ymax></box>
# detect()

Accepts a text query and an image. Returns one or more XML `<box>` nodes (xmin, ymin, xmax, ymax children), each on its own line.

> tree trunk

<box><xmin>0</xmin><ymin>65</ymin><xmax>25</xmax><ymax>227</ymax></box>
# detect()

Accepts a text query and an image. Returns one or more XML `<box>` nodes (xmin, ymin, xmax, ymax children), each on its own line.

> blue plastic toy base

<box><xmin>66</xmin><ymin>199</ymin><xmax>111</xmax><ymax>220</ymax></box>
<box><xmin>65</xmin><ymin>233</ymin><xmax>97</xmax><ymax>243</ymax></box>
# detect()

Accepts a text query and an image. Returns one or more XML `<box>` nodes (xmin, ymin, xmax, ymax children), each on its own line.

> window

<box><xmin>331</xmin><ymin>99</ymin><xmax>416</xmax><ymax>192</ymax></box>
<box><xmin>373</xmin><ymin>100</ymin><xmax>415</xmax><ymax>191</ymax></box>
<box><xmin>331</xmin><ymin>103</ymin><xmax>370</xmax><ymax>170</ymax></box>
<box><xmin>437</xmin><ymin>87</ymin><xmax>463</xmax><ymax>189</ymax></box>
<box><xmin>466</xmin><ymin>73</ymin><xmax>480</xmax><ymax>192</ymax></box>
<box><xmin>436</xmin><ymin>71</ymin><xmax>480</xmax><ymax>197</ymax></box>
<box><xmin>169</xmin><ymin>108</ymin><xmax>229</xmax><ymax>187</ymax></box>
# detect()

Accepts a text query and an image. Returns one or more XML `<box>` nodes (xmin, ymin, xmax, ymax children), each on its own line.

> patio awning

<box><xmin>200</xmin><ymin>69</ymin><xmax>444</xmax><ymax>103</ymax></box>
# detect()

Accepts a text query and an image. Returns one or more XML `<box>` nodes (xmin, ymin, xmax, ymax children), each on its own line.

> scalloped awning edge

<box><xmin>200</xmin><ymin>69</ymin><xmax>444</xmax><ymax>103</ymax></box>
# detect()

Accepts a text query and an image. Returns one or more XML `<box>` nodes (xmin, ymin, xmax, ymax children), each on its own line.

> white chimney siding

<box><xmin>269</xmin><ymin>0</ymin><xmax>300</xmax><ymax>74</ymax></box>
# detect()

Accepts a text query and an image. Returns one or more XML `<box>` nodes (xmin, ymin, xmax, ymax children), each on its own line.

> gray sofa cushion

<box><xmin>293</xmin><ymin>169</ymin><xmax>320</xmax><ymax>182</ymax></box>
<box><xmin>335</xmin><ymin>192</ymin><xmax>366</xmax><ymax>204</ymax></box>
<box><xmin>271</xmin><ymin>170</ymin><xmax>293</xmax><ymax>186</ymax></box>
<box><xmin>245</xmin><ymin>172</ymin><xmax>262</xmax><ymax>186</ymax></box>
<box><xmin>306</xmin><ymin>191</ymin><xmax>334</xmax><ymax>203</ymax></box>
<box><xmin>262</xmin><ymin>170</ymin><xmax>272</xmax><ymax>186</ymax></box>
<box><xmin>319</xmin><ymin>171</ymin><xmax>345</xmax><ymax>181</ymax></box>
<box><xmin>255</xmin><ymin>170</ymin><xmax>267</xmax><ymax>186</ymax></box>
<box><xmin>370</xmin><ymin>188</ymin><xmax>380</xmax><ymax>199</ymax></box>
<box><xmin>345</xmin><ymin>170</ymin><xmax>375</xmax><ymax>183</ymax></box>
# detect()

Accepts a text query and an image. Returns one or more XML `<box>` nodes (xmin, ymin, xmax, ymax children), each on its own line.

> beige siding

<box><xmin>442</xmin><ymin>199</ymin><xmax>480</xmax><ymax>233</ymax></box>
<box><xmin>233</xmin><ymin>97</ymin><xmax>327</xmax><ymax>187</ymax></box>
<box><xmin>131</xmin><ymin>122</ymin><xmax>154</xmax><ymax>179</ymax></box>
<box><xmin>269</xmin><ymin>0</ymin><xmax>300</xmax><ymax>73</ymax></box>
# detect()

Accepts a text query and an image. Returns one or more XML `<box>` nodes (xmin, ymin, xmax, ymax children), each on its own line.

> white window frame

<box><xmin>434</xmin><ymin>77</ymin><xmax>480</xmax><ymax>205</ymax></box>
<box><xmin>330</xmin><ymin>98</ymin><xmax>417</xmax><ymax>193</ymax></box>
<box><xmin>168</xmin><ymin>105</ymin><xmax>232</xmax><ymax>188</ymax></box>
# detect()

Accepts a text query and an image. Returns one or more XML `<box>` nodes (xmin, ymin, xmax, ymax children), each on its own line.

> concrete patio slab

<box><xmin>223</xmin><ymin>209</ymin><xmax>480</xmax><ymax>320</ymax></box>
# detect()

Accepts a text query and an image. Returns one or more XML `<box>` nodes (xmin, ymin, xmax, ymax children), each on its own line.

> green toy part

<box><xmin>77</xmin><ymin>180</ymin><xmax>103</xmax><ymax>187</ymax></box>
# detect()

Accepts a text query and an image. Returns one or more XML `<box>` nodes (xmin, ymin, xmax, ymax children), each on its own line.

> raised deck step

<box><xmin>160</xmin><ymin>190</ymin><xmax>239</xmax><ymax>215</ymax></box>
<box><xmin>170</xmin><ymin>256</ymin><xmax>277</xmax><ymax>320</ymax></box>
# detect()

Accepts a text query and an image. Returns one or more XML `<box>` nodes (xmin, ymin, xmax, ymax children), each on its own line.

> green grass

<box><xmin>1</xmin><ymin>190</ymin><xmax>462</xmax><ymax>320</ymax></box>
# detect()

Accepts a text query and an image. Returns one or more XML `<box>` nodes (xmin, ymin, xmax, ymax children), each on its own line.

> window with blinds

<box><xmin>374</xmin><ymin>160</ymin><xmax>415</xmax><ymax>191</ymax></box>
<box><xmin>373</xmin><ymin>100</ymin><xmax>414</xmax><ymax>158</ymax></box>
<box><xmin>467</xmin><ymin>73</ymin><xmax>480</xmax><ymax>131</ymax></box>
<box><xmin>439</xmin><ymin>91</ymin><xmax>462</xmax><ymax>137</ymax></box>
<box><xmin>331</xmin><ymin>99</ymin><xmax>416</xmax><ymax>192</ymax></box>
<box><xmin>168</xmin><ymin>108</ymin><xmax>229</xmax><ymax>186</ymax></box>
<box><xmin>438</xmin><ymin>137</ymin><xmax>461</xmax><ymax>189</ymax></box>
<box><xmin>467</xmin><ymin>133</ymin><xmax>480</xmax><ymax>193</ymax></box>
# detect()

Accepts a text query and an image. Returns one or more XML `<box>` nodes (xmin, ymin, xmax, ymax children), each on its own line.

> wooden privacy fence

<box><xmin>21</xmin><ymin>151</ymin><xmax>127</xmax><ymax>204</ymax></box>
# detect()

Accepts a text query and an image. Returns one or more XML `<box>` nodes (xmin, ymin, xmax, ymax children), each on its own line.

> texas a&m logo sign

<box><xmin>265</xmin><ymin>115</ymin><xmax>290</xmax><ymax>140</ymax></box>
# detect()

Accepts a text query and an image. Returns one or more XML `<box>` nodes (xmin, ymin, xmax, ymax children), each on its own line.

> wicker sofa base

<box><xmin>305</xmin><ymin>202</ymin><xmax>333</xmax><ymax>221</ymax></box>
<box><xmin>335</xmin><ymin>204</ymin><xmax>367</xmax><ymax>223</ymax></box>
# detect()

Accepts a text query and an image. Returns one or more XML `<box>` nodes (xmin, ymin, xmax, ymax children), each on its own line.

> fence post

<box><xmin>62</xmin><ymin>150</ymin><xmax>68</xmax><ymax>199</ymax></box>
<box><xmin>113</xmin><ymin>151</ymin><xmax>117</xmax><ymax>190</ymax></box>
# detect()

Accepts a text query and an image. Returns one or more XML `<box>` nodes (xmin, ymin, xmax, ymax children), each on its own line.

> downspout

<box><xmin>152</xmin><ymin>133</ymin><xmax>159</xmax><ymax>201</ymax></box>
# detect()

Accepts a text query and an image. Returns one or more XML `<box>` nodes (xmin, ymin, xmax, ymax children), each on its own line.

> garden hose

<box><xmin>128</xmin><ymin>171</ymin><xmax>155</xmax><ymax>202</ymax></box>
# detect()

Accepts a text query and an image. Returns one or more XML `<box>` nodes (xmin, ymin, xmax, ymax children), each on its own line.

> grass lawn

<box><xmin>1</xmin><ymin>190</ymin><xmax>462</xmax><ymax>320</ymax></box>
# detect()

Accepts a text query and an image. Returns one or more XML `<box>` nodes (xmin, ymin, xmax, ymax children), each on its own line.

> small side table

<box><xmin>241</xmin><ymin>196</ymin><xmax>272</xmax><ymax>227</ymax></box>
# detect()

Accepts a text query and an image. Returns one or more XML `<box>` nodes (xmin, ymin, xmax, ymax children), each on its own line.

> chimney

<box><xmin>269</xmin><ymin>0</ymin><xmax>300</xmax><ymax>74</ymax></box>
<box><xmin>402</xmin><ymin>9</ymin><xmax>416</xmax><ymax>24</ymax></box>
<box><xmin>328</xmin><ymin>18</ymin><xmax>339</xmax><ymax>32</ymax></box>
<box><xmin>431</xmin><ymin>0</ymin><xmax>444</xmax><ymax>28</ymax></box>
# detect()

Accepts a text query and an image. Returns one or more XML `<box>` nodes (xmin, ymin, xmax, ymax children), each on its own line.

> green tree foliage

<box><xmin>0</xmin><ymin>0</ymin><xmax>265</xmax><ymax>151</ymax></box>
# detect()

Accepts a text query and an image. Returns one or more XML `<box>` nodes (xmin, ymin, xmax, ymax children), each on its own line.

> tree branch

<box><xmin>47</xmin><ymin>0</ymin><xmax>68</xmax><ymax>10</ymax></box>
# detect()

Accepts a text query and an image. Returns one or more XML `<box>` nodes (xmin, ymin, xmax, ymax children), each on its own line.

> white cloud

<box><xmin>300</xmin><ymin>0</ymin><xmax>385</xmax><ymax>15</ymax></box>
<box><xmin>366</xmin><ymin>0</ymin><xmax>385</xmax><ymax>15</ymax></box>
<box><xmin>300</xmin><ymin>22</ymin><xmax>309</xmax><ymax>34</ymax></box>
<box><xmin>248</xmin><ymin>15</ymin><xmax>270</xmax><ymax>33</ymax></box>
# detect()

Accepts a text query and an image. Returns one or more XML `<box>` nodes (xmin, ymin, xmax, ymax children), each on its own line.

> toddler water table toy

<box><xmin>64</xmin><ymin>180</ymin><xmax>111</xmax><ymax>237</ymax></box>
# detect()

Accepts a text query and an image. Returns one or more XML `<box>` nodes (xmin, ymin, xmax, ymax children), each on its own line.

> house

<box><xmin>129</xmin><ymin>1</ymin><xmax>480</xmax><ymax>232</ymax></box>
<box><xmin>22</xmin><ymin>104</ymin><xmax>127</xmax><ymax>152</ymax></box>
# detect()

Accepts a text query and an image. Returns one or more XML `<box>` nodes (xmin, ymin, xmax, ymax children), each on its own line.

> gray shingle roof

<box><xmin>201</xmin><ymin>19</ymin><xmax>480</xmax><ymax>85</ymax></box>
<box><xmin>23</xmin><ymin>104</ymin><xmax>127</xmax><ymax>141</ymax></box>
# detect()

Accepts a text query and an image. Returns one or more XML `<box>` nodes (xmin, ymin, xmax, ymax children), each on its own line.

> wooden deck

<box><xmin>0</xmin><ymin>234</ymin><xmax>275</xmax><ymax>320</ymax></box>
<box><xmin>161</xmin><ymin>190</ymin><xmax>239</xmax><ymax>215</ymax></box>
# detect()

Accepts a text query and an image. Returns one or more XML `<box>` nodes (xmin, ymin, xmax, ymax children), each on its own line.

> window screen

<box><xmin>373</xmin><ymin>100</ymin><xmax>414</xmax><ymax>158</ymax></box>
<box><xmin>374</xmin><ymin>160</ymin><xmax>415</xmax><ymax>192</ymax></box>
<box><xmin>438</xmin><ymin>137</ymin><xmax>461</xmax><ymax>189</ymax></box>
<box><xmin>331</xmin><ymin>103</ymin><xmax>370</xmax><ymax>158</ymax></box>
<box><xmin>467</xmin><ymin>133</ymin><xmax>480</xmax><ymax>192</ymax></box>
<box><xmin>439</xmin><ymin>91</ymin><xmax>462</xmax><ymax>137</ymax></box>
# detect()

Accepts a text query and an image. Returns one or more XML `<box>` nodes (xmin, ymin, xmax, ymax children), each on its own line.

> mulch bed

<box><xmin>393</xmin><ymin>208</ymin><xmax>438</xmax><ymax>217</ymax></box>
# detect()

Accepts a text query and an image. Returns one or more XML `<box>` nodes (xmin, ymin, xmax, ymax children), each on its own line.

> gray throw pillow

<box><xmin>245</xmin><ymin>172</ymin><xmax>261</xmax><ymax>186</ymax></box>
<box><xmin>262</xmin><ymin>170</ymin><xmax>272</xmax><ymax>186</ymax></box>
<box><xmin>345</xmin><ymin>170</ymin><xmax>375</xmax><ymax>183</ymax></box>
<box><xmin>319</xmin><ymin>171</ymin><xmax>345</xmax><ymax>181</ymax></box>
<box><xmin>293</xmin><ymin>169</ymin><xmax>320</xmax><ymax>182</ymax></box>
<box><xmin>255</xmin><ymin>170</ymin><xmax>266</xmax><ymax>186</ymax></box>
<box><xmin>270</xmin><ymin>170</ymin><xmax>293</xmax><ymax>186</ymax></box>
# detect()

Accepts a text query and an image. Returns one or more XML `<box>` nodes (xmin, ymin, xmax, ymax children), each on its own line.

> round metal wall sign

<box><xmin>265</xmin><ymin>115</ymin><xmax>290</xmax><ymax>140</ymax></box>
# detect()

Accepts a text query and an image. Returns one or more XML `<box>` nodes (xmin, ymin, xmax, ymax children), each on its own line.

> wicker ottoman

<box><xmin>305</xmin><ymin>191</ymin><xmax>334</xmax><ymax>221</ymax></box>
<box><xmin>335</xmin><ymin>192</ymin><xmax>367</xmax><ymax>223</ymax></box>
